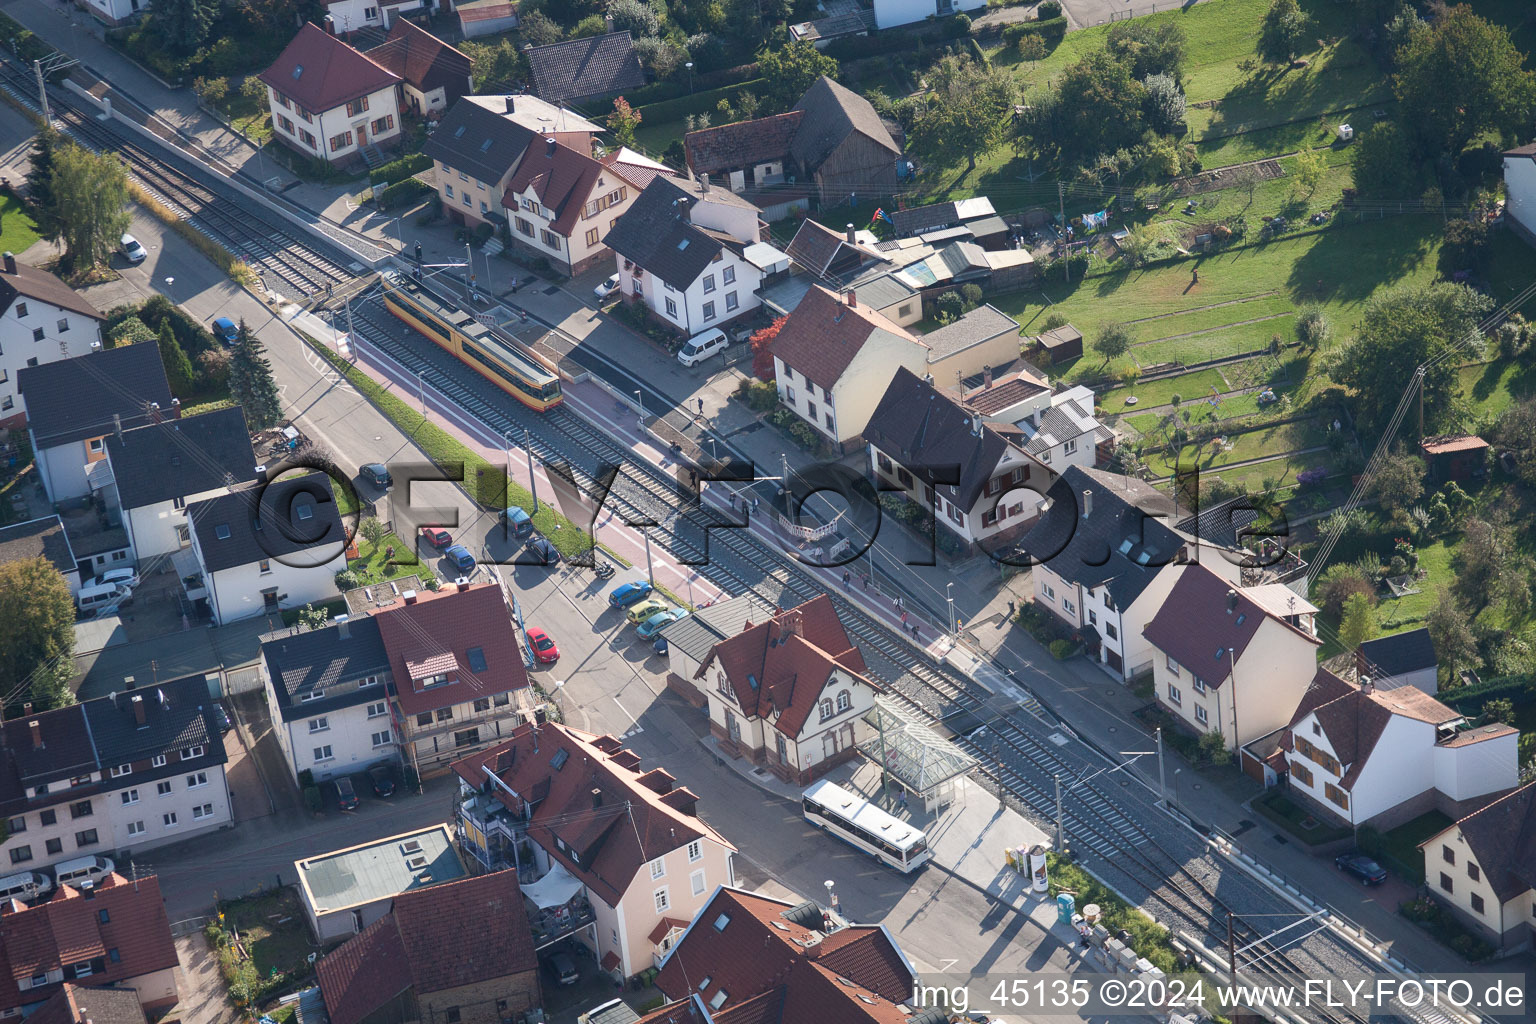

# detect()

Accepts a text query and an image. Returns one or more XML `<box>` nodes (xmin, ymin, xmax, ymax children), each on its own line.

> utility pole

<box><xmin>1155</xmin><ymin>727</ymin><xmax>1167</xmax><ymax>809</ymax></box>
<box><xmin>781</xmin><ymin>451</ymin><xmax>792</xmax><ymax>512</ymax></box>
<box><xmin>1054</xmin><ymin>774</ymin><xmax>1065</xmax><ymax>854</ymax></box>
<box><xmin>524</xmin><ymin>427</ymin><xmax>539</xmax><ymax>512</ymax></box>
<box><xmin>465</xmin><ymin>241</ymin><xmax>475</xmax><ymax>301</ymax></box>
<box><xmin>504</xmin><ymin>432</ymin><xmax>514</xmax><ymax>513</ymax></box>
<box><xmin>876</xmin><ymin>707</ymin><xmax>890</xmax><ymax>808</ymax></box>
<box><xmin>1415</xmin><ymin>366</ymin><xmax>1426</xmax><ymax>440</ymax></box>
<box><xmin>33</xmin><ymin>59</ymin><xmax>48</xmax><ymax>123</ymax></box>
<box><xmin>643</xmin><ymin>528</ymin><xmax>654</xmax><ymax>584</ymax></box>
<box><xmin>1058</xmin><ymin>181</ymin><xmax>1068</xmax><ymax>285</ymax></box>
<box><xmin>1226</xmin><ymin>913</ymin><xmax>1238</xmax><ymax>988</ymax></box>
<box><xmin>344</xmin><ymin>297</ymin><xmax>358</xmax><ymax>362</ymax></box>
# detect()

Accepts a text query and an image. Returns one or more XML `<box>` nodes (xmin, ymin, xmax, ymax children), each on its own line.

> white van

<box><xmin>53</xmin><ymin>855</ymin><xmax>114</xmax><ymax>890</ymax></box>
<box><xmin>90</xmin><ymin>567</ymin><xmax>140</xmax><ymax>591</ymax></box>
<box><xmin>0</xmin><ymin>871</ymin><xmax>52</xmax><ymax>902</ymax></box>
<box><xmin>76</xmin><ymin>583</ymin><xmax>130</xmax><ymax>615</ymax></box>
<box><xmin>677</xmin><ymin>328</ymin><xmax>728</xmax><ymax>367</ymax></box>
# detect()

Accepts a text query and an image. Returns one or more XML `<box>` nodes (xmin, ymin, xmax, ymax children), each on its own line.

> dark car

<box><xmin>607</xmin><ymin>581</ymin><xmax>653</xmax><ymax>608</ymax></box>
<box><xmin>445</xmin><ymin>544</ymin><xmax>476</xmax><ymax>572</ymax></box>
<box><xmin>526</xmin><ymin>537</ymin><xmax>560</xmax><ymax>566</ymax></box>
<box><xmin>335</xmin><ymin>777</ymin><xmax>359</xmax><ymax>812</ymax></box>
<box><xmin>212</xmin><ymin>701</ymin><xmax>232</xmax><ymax>734</ymax></box>
<box><xmin>1335</xmin><ymin>851</ymin><xmax>1387</xmax><ymax>885</ymax></box>
<box><xmin>367</xmin><ymin>765</ymin><xmax>395</xmax><ymax>797</ymax></box>
<box><xmin>212</xmin><ymin>316</ymin><xmax>240</xmax><ymax>345</ymax></box>
<box><xmin>360</xmin><ymin>463</ymin><xmax>392</xmax><ymax>489</ymax></box>
<box><xmin>541</xmin><ymin>950</ymin><xmax>579</xmax><ymax>986</ymax></box>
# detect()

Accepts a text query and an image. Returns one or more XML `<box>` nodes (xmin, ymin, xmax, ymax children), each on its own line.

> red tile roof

<box><xmin>636</xmin><ymin>1000</ymin><xmax>706</xmax><ymax>1024</ymax></box>
<box><xmin>452</xmin><ymin>724</ymin><xmax>733</xmax><ymax>907</ymax></box>
<box><xmin>1286</xmin><ymin>676</ymin><xmax>1468</xmax><ymax>791</ymax></box>
<box><xmin>0</xmin><ymin>875</ymin><xmax>177</xmax><ymax>1014</ymax></box>
<box><xmin>504</xmin><ymin>139</ymin><xmax>640</xmax><ymax>236</ymax></box>
<box><xmin>694</xmin><ymin>596</ymin><xmax>875</xmax><ymax>739</ymax></box>
<box><xmin>648</xmin><ymin>917</ymin><xmax>690</xmax><ymax>944</ymax></box>
<box><xmin>371</xmin><ymin>583</ymin><xmax>529</xmax><ymax>715</ymax></box>
<box><xmin>1419</xmin><ymin>434</ymin><xmax>1489</xmax><ymax>455</ymax></box>
<box><xmin>318</xmin><ymin>870</ymin><xmax>537</xmax><ymax>1024</ymax></box>
<box><xmin>654</xmin><ymin>888</ymin><xmax>913</xmax><ymax>1024</ymax></box>
<box><xmin>368</xmin><ymin>20</ymin><xmax>472</xmax><ymax>99</ymax></box>
<box><xmin>769</xmin><ymin>285</ymin><xmax>920</xmax><ymax>393</ymax></box>
<box><xmin>684</xmin><ymin>112</ymin><xmax>803</xmax><ymax>176</ymax></box>
<box><xmin>258</xmin><ymin>23</ymin><xmax>400</xmax><ymax>115</ymax></box>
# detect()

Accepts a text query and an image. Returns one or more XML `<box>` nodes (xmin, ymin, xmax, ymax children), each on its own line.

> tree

<box><xmin>1295</xmin><ymin>305</ymin><xmax>1330</xmax><ymax>348</ymax></box>
<box><xmin>749</xmin><ymin>315</ymin><xmax>786</xmax><ymax>380</ymax></box>
<box><xmin>111</xmin><ymin>316</ymin><xmax>156</xmax><ymax>347</ymax></box>
<box><xmin>1393</xmin><ymin>6</ymin><xmax>1536</xmax><ymax>159</ymax></box>
<box><xmin>1338</xmin><ymin>593</ymin><xmax>1379</xmax><ymax>650</ymax></box>
<box><xmin>1350</xmin><ymin>121</ymin><xmax>1419</xmax><ymax>198</ymax></box>
<box><xmin>1317</xmin><ymin>562</ymin><xmax>1375</xmax><ymax>617</ymax></box>
<box><xmin>1106</xmin><ymin>17</ymin><xmax>1187</xmax><ymax>81</ymax></box>
<box><xmin>157</xmin><ymin>321</ymin><xmax>197</xmax><ymax>398</ymax></box>
<box><xmin>1326</xmin><ymin>282</ymin><xmax>1492</xmax><ymax>434</ymax></box>
<box><xmin>1017</xmin><ymin>34</ymin><xmax>1047</xmax><ymax>80</ymax></box>
<box><xmin>516</xmin><ymin>10</ymin><xmax>561</xmax><ymax>47</ymax></box>
<box><xmin>228</xmin><ymin>321</ymin><xmax>283</xmax><ymax>429</ymax></box>
<box><xmin>608</xmin><ymin>96</ymin><xmax>642</xmax><ymax>149</ymax></box>
<box><xmin>1369</xmin><ymin>449</ymin><xmax>1424</xmax><ymax>516</ymax></box>
<box><xmin>1042</xmin><ymin>51</ymin><xmax>1146</xmax><ymax>166</ymax></box>
<box><xmin>50</xmin><ymin>144</ymin><xmax>132</xmax><ymax>272</ymax></box>
<box><xmin>1258</xmin><ymin>0</ymin><xmax>1312</xmax><ymax>64</ymax></box>
<box><xmin>196</xmin><ymin>348</ymin><xmax>231</xmax><ymax>392</ymax></box>
<box><xmin>609</xmin><ymin>0</ymin><xmax>663</xmax><ymax>37</ymax></box>
<box><xmin>1292</xmin><ymin>146</ymin><xmax>1325</xmax><ymax>197</ymax></box>
<box><xmin>933</xmin><ymin>290</ymin><xmax>965</xmax><ymax>324</ymax></box>
<box><xmin>1042</xmin><ymin>312</ymin><xmax>1069</xmax><ymax>332</ymax></box>
<box><xmin>1197</xmin><ymin>730</ymin><xmax>1232</xmax><ymax>767</ymax></box>
<box><xmin>192</xmin><ymin>75</ymin><xmax>228</xmax><ymax>109</ymax></box>
<box><xmin>1479</xmin><ymin>697</ymin><xmax>1514</xmax><ymax>726</ymax></box>
<box><xmin>153</xmin><ymin>0</ymin><xmax>215</xmax><ymax>55</ymax></box>
<box><xmin>1494</xmin><ymin>397</ymin><xmax>1536</xmax><ymax>487</ymax></box>
<box><xmin>25</xmin><ymin>127</ymin><xmax>61</xmax><ymax>243</ymax></box>
<box><xmin>910</xmin><ymin>56</ymin><xmax>1017</xmax><ymax>172</ymax></box>
<box><xmin>460</xmin><ymin>37</ymin><xmax>526</xmax><ymax>90</ymax></box>
<box><xmin>297</xmin><ymin>603</ymin><xmax>331</xmax><ymax>631</ymax></box>
<box><xmin>1443</xmin><ymin>217</ymin><xmax>1492</xmax><ymax>273</ymax></box>
<box><xmin>1426</xmin><ymin>587</ymin><xmax>1480</xmax><ymax>679</ymax></box>
<box><xmin>1142</xmin><ymin>73</ymin><xmax>1186</xmax><ymax>135</ymax></box>
<box><xmin>0</xmin><ymin>557</ymin><xmax>76</xmax><ymax>714</ymax></box>
<box><xmin>634</xmin><ymin>36</ymin><xmax>686</xmax><ymax>79</ymax></box>
<box><xmin>757</xmin><ymin>41</ymin><xmax>836</xmax><ymax>111</ymax></box>
<box><xmin>1092</xmin><ymin>321</ymin><xmax>1133</xmax><ymax>367</ymax></box>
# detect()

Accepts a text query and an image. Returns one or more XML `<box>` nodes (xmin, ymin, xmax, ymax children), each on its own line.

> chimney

<box><xmin>22</xmin><ymin>703</ymin><xmax>31</xmax><ymax>718</ymax></box>
<box><xmin>983</xmin><ymin>364</ymin><xmax>993</xmax><ymax>388</ymax></box>
<box><xmin>123</xmin><ymin>675</ymin><xmax>135</xmax><ymax>691</ymax></box>
<box><xmin>1360</xmin><ymin>675</ymin><xmax>1373</xmax><ymax>694</ymax></box>
<box><xmin>505</xmin><ymin>96</ymin><xmax>515</xmax><ymax>114</ymax></box>
<box><xmin>971</xmin><ymin>413</ymin><xmax>983</xmax><ymax>437</ymax></box>
<box><xmin>845</xmin><ymin>223</ymin><xmax>855</xmax><ymax>244</ymax></box>
<box><xmin>1226</xmin><ymin>589</ymin><xmax>1238</xmax><ymax>614</ymax></box>
<box><xmin>456</xmin><ymin>578</ymin><xmax>471</xmax><ymax>592</ymax></box>
<box><xmin>2</xmin><ymin>252</ymin><xmax>14</xmax><ymax>275</ymax></box>
<box><xmin>335</xmin><ymin>614</ymin><xmax>350</xmax><ymax>640</ymax></box>
<box><xmin>322</xmin><ymin>14</ymin><xmax>335</xmax><ymax>33</ymax></box>
<box><xmin>1081</xmin><ymin>489</ymin><xmax>1092</xmax><ymax>519</ymax></box>
<box><xmin>605</xmin><ymin>12</ymin><xmax>614</xmax><ymax>31</ymax></box>
<box><xmin>700</xmin><ymin>172</ymin><xmax>711</xmax><ymax>193</ymax></box>
<box><xmin>131</xmin><ymin>695</ymin><xmax>145</xmax><ymax>726</ymax></box>
<box><xmin>591</xmin><ymin>787</ymin><xmax>603</xmax><ymax>809</ymax></box>
<box><xmin>149</xmin><ymin>402</ymin><xmax>162</xmax><ymax>425</ymax></box>
<box><xmin>171</xmin><ymin>397</ymin><xmax>182</xmax><ymax>419</ymax></box>
<box><xmin>28</xmin><ymin>721</ymin><xmax>41</xmax><ymax>750</ymax></box>
<box><xmin>254</xmin><ymin>464</ymin><xmax>267</xmax><ymax>483</ymax></box>
<box><xmin>545</xmin><ymin>137</ymin><xmax>556</xmax><ymax>158</ymax></box>
<box><xmin>403</xmin><ymin>590</ymin><xmax>418</xmax><ymax>605</ymax></box>
<box><xmin>780</xmin><ymin>609</ymin><xmax>803</xmax><ymax>639</ymax></box>
<box><xmin>843</xmin><ymin>289</ymin><xmax>857</xmax><ymax>308</ymax></box>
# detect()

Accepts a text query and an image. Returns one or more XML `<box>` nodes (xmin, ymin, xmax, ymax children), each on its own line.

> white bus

<box><xmin>802</xmin><ymin>779</ymin><xmax>931</xmax><ymax>873</ymax></box>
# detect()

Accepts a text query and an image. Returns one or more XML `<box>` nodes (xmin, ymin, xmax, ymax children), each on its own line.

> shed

<box><xmin>1419</xmin><ymin>434</ymin><xmax>1488</xmax><ymax>483</ymax></box>
<box><xmin>456</xmin><ymin>0</ymin><xmax>519</xmax><ymax>38</ymax></box>
<box><xmin>1036</xmin><ymin>324</ymin><xmax>1083</xmax><ymax>364</ymax></box>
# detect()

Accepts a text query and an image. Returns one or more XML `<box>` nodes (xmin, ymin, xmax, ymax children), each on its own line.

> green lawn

<box><xmin>1134</xmin><ymin>316</ymin><xmax>1296</xmax><ymax>366</ymax></box>
<box><xmin>1123</xmin><ymin>294</ymin><xmax>1296</xmax><ymax>333</ymax></box>
<box><xmin>1147</xmin><ymin>415</ymin><xmax>1329</xmax><ymax>477</ymax></box>
<box><xmin>1101</xmin><ymin>367</ymin><xmax>1229</xmax><ymax>413</ymax></box>
<box><xmin>348</xmin><ymin>531</ymin><xmax>415</xmax><ymax>584</ymax></box>
<box><xmin>0</xmin><ymin>194</ymin><xmax>41</xmax><ymax>255</ymax></box>
<box><xmin>1371</xmin><ymin>811</ymin><xmax>1453</xmax><ymax>885</ymax></box>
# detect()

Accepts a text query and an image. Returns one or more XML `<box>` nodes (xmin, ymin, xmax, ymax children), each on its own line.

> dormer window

<box><xmin>215</xmin><ymin>524</ymin><xmax>231</xmax><ymax>540</ymax></box>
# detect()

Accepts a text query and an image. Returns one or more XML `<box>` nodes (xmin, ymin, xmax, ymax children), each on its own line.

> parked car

<box><xmin>526</xmin><ymin>536</ymin><xmax>560</xmax><ymax>566</ymax></box>
<box><xmin>90</xmin><ymin>567</ymin><xmax>140</xmax><ymax>591</ymax></box>
<box><xmin>212</xmin><ymin>316</ymin><xmax>240</xmax><ymax>345</ymax></box>
<box><xmin>360</xmin><ymin>463</ymin><xmax>392</xmax><ymax>489</ymax></box>
<box><xmin>607</xmin><ymin>581</ymin><xmax>654</xmax><ymax>609</ymax></box>
<box><xmin>593</xmin><ymin>273</ymin><xmax>620</xmax><ymax>301</ymax></box>
<box><xmin>1334</xmin><ymin>852</ymin><xmax>1387</xmax><ymax>885</ymax></box>
<box><xmin>677</xmin><ymin>327</ymin><xmax>728</xmax><ymax>367</ymax></box>
<box><xmin>335</xmin><ymin>777</ymin><xmax>359</xmax><ymax>811</ymax></box>
<box><xmin>367</xmin><ymin>765</ymin><xmax>396</xmax><ymax>797</ymax></box>
<box><xmin>626</xmin><ymin>598</ymin><xmax>669</xmax><ymax>625</ymax></box>
<box><xmin>526</xmin><ymin>627</ymin><xmax>559</xmax><ymax>664</ymax></box>
<box><xmin>212</xmin><ymin>701</ymin><xmax>232</xmax><ymax>734</ymax></box>
<box><xmin>445</xmin><ymin>544</ymin><xmax>476</xmax><ymax>572</ymax></box>
<box><xmin>500</xmin><ymin>506</ymin><xmax>534</xmax><ymax>539</ymax></box>
<box><xmin>120</xmin><ymin>234</ymin><xmax>147</xmax><ymax>264</ymax></box>
<box><xmin>420</xmin><ymin>526</ymin><xmax>454</xmax><ymax>550</ymax></box>
<box><xmin>636</xmin><ymin>608</ymin><xmax>688</xmax><ymax>639</ymax></box>
<box><xmin>541</xmin><ymin>950</ymin><xmax>579</xmax><ymax>986</ymax></box>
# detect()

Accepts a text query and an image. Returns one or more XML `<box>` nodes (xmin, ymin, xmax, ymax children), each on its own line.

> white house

<box><xmin>1143</xmin><ymin>564</ymin><xmax>1322</xmax><ymax>753</ymax></box>
<box><xmin>694</xmin><ymin>596</ymin><xmax>881</xmax><ymax>784</ymax></box>
<box><xmin>453</xmin><ymin>724</ymin><xmax>738</xmax><ymax>981</ymax></box>
<box><xmin>503</xmin><ymin>137</ymin><xmax>649</xmax><ymax>276</ymax></box>
<box><xmin>365</xmin><ymin>20</ymin><xmax>473</xmax><ymax>116</ymax></box>
<box><xmin>0</xmin><ymin>252</ymin><xmax>104</xmax><ymax>430</ymax></box>
<box><xmin>324</xmin><ymin>0</ymin><xmax>436</xmax><ymax>33</ymax></box>
<box><xmin>865</xmin><ymin>366</ymin><xmax>1054</xmax><ymax>552</ymax></box>
<box><xmin>1283</xmin><ymin>670</ymin><xmax>1518</xmax><ymax>830</ymax></box>
<box><xmin>769</xmin><ymin>284</ymin><xmax>927</xmax><ymax>449</ymax></box>
<box><xmin>18</xmin><ymin>342</ymin><xmax>172</xmax><ymax>505</ymax></box>
<box><xmin>259</xmin><ymin>23</ymin><xmax>403</xmax><ymax>166</ymax></box>
<box><xmin>606</xmin><ymin>176</ymin><xmax>780</xmax><ymax>337</ymax></box>
<box><xmin>260</xmin><ymin>615</ymin><xmax>396</xmax><ymax>784</ymax></box>
<box><xmin>1019</xmin><ymin>466</ymin><xmax>1245</xmax><ymax>679</ymax></box>
<box><xmin>1356</xmin><ymin>627</ymin><xmax>1439</xmax><ymax>694</ymax></box>
<box><xmin>1503</xmin><ymin>142</ymin><xmax>1536</xmax><ymax>247</ymax></box>
<box><xmin>77</xmin><ymin>0</ymin><xmax>148</xmax><ymax>27</ymax></box>
<box><xmin>186</xmin><ymin>473</ymin><xmax>348</xmax><ymax>625</ymax></box>
<box><xmin>101</xmin><ymin>405</ymin><xmax>256</xmax><ymax>561</ymax></box>
<box><xmin>874</xmin><ymin>0</ymin><xmax>985</xmax><ymax>30</ymax></box>
<box><xmin>1418</xmin><ymin>782</ymin><xmax>1536</xmax><ymax>952</ymax></box>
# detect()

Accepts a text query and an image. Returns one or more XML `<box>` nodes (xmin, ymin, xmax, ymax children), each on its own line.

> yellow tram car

<box><xmin>381</xmin><ymin>270</ymin><xmax>564</xmax><ymax>412</ymax></box>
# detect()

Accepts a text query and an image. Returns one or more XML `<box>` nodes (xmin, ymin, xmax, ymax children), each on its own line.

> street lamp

<box><xmin>823</xmin><ymin>879</ymin><xmax>837</xmax><ymax>913</ymax></box>
<box><xmin>1173</xmin><ymin>768</ymin><xmax>1184</xmax><ymax>812</ymax></box>
<box><xmin>686</xmin><ymin>61</ymin><xmax>695</xmax><ymax>93</ymax></box>
<box><xmin>634</xmin><ymin>389</ymin><xmax>644</xmax><ymax>428</ymax></box>
<box><xmin>946</xmin><ymin>582</ymin><xmax>955</xmax><ymax>635</ymax></box>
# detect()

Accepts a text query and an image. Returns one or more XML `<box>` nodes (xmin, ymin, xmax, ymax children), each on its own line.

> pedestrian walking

<box><xmin>912</xmin><ymin>623</ymin><xmax>921</xmax><ymax>641</ymax></box>
<box><xmin>697</xmin><ymin>398</ymin><xmax>704</xmax><ymax>416</ymax></box>
<box><xmin>862</xmin><ymin>574</ymin><xmax>869</xmax><ymax>590</ymax></box>
<box><xmin>842</xmin><ymin>569</ymin><xmax>851</xmax><ymax>588</ymax></box>
<box><xmin>900</xmin><ymin>611</ymin><xmax>908</xmax><ymax>627</ymax></box>
<box><xmin>1008</xmin><ymin>599</ymin><xmax>1016</xmax><ymax>617</ymax></box>
<box><xmin>895</xmin><ymin>595</ymin><xmax>903</xmax><ymax>612</ymax></box>
<box><xmin>896</xmin><ymin>788</ymin><xmax>908</xmax><ymax>810</ymax></box>
<box><xmin>1192</xmin><ymin>268</ymin><xmax>1199</xmax><ymax>284</ymax></box>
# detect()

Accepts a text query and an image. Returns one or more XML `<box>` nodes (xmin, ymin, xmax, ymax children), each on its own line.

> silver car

<box><xmin>120</xmin><ymin>234</ymin><xmax>147</xmax><ymax>263</ymax></box>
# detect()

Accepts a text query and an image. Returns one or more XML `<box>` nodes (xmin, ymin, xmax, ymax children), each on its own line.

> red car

<box><xmin>420</xmin><ymin>526</ymin><xmax>454</xmax><ymax>549</ymax></box>
<box><xmin>526</xmin><ymin>627</ymin><xmax>559</xmax><ymax>664</ymax></box>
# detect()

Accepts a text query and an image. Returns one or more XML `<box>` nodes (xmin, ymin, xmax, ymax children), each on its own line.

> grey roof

<box><xmin>83</xmin><ymin>672</ymin><xmax>220</xmax><ymax>767</ymax></box>
<box><xmin>1023</xmin><ymin>402</ymin><xmax>1094</xmax><ymax>456</ymax></box>
<box><xmin>1358</xmin><ymin>628</ymin><xmax>1437</xmax><ymax>678</ymax></box>
<box><xmin>965</xmin><ymin>214</ymin><xmax>1011</xmax><ymax>240</ymax></box>
<box><xmin>848</xmin><ymin>273</ymin><xmax>915</xmax><ymax>311</ymax></box>
<box><xmin>189</xmin><ymin>473</ymin><xmax>345</xmax><ymax>574</ymax></box>
<box><xmin>527</xmin><ymin>32</ymin><xmax>644</xmax><ymax>103</ymax></box>
<box><xmin>606</xmin><ymin>178</ymin><xmax>726</xmax><ymax>291</ymax></box>
<box><xmin>663</xmin><ymin>594</ymin><xmax>777</xmax><ymax>662</ymax></box>
<box><xmin>0</xmin><ymin>704</ymin><xmax>95</xmax><ymax>787</ymax></box>
<box><xmin>921</xmin><ymin>303</ymin><xmax>1018</xmax><ymax>361</ymax></box>
<box><xmin>864</xmin><ymin>367</ymin><xmax>1021</xmax><ymax>513</ymax></box>
<box><xmin>423</xmin><ymin>97</ymin><xmax>537</xmax><ymax>186</ymax></box>
<box><xmin>0</xmin><ymin>515</ymin><xmax>77</xmax><ymax>577</ymax></box>
<box><xmin>261</xmin><ymin>619</ymin><xmax>391</xmax><ymax>721</ymax></box>
<box><xmin>788</xmin><ymin>77</ymin><xmax>900</xmax><ymax>170</ymax></box>
<box><xmin>580</xmin><ymin>1001</ymin><xmax>641</xmax><ymax>1024</ymax></box>
<box><xmin>1173</xmin><ymin>495</ymin><xmax>1260</xmax><ymax>550</ymax></box>
<box><xmin>889</xmin><ymin>201</ymin><xmax>966</xmax><ymax>236</ymax></box>
<box><xmin>298</xmin><ymin>826</ymin><xmax>465</xmax><ymax>914</ymax></box>
<box><xmin>937</xmin><ymin>240</ymin><xmax>988</xmax><ymax>278</ymax></box>
<box><xmin>1018</xmin><ymin>465</ymin><xmax>1188</xmax><ymax>610</ymax></box>
<box><xmin>20</xmin><ymin>343</ymin><xmax>173</xmax><ymax>449</ymax></box>
<box><xmin>106</xmin><ymin>406</ymin><xmax>256</xmax><ymax>511</ymax></box>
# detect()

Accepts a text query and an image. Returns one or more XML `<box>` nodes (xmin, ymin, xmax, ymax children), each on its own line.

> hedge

<box><xmin>1441</xmin><ymin>675</ymin><xmax>1533</xmax><ymax>712</ymax></box>
<box><xmin>822</xmin><ymin>15</ymin><xmax>970</xmax><ymax>61</ymax></box>
<box><xmin>371</xmin><ymin>151</ymin><xmax>432</xmax><ymax>187</ymax></box>
<box><xmin>378</xmin><ymin>177</ymin><xmax>431</xmax><ymax>211</ymax></box>
<box><xmin>0</xmin><ymin>12</ymin><xmax>57</xmax><ymax>64</ymax></box>
<box><xmin>1002</xmin><ymin>16</ymin><xmax>1068</xmax><ymax>45</ymax></box>
<box><xmin>597</xmin><ymin>62</ymin><xmax>761</xmax><ymax>110</ymax></box>
<box><xmin>635</xmin><ymin>78</ymin><xmax>768</xmax><ymax>126</ymax></box>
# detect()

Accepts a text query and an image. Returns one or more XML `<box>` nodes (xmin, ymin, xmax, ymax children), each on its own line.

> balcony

<box><xmin>528</xmin><ymin>889</ymin><xmax>595</xmax><ymax>950</ymax></box>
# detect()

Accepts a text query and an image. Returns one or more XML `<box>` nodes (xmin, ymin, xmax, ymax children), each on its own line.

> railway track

<box><xmin>0</xmin><ymin>57</ymin><xmax>356</xmax><ymax>298</ymax></box>
<box><xmin>345</xmin><ymin>297</ymin><xmax>1456</xmax><ymax>1024</ymax></box>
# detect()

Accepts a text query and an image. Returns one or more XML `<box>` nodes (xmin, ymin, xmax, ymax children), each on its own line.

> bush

<box><xmin>371</xmin><ymin>151</ymin><xmax>433</xmax><ymax>188</ymax></box>
<box><xmin>334</xmin><ymin>568</ymin><xmax>362</xmax><ymax>590</ymax></box>
<box><xmin>302</xmin><ymin>786</ymin><xmax>322</xmax><ymax>813</ymax></box>
<box><xmin>635</xmin><ymin>78</ymin><xmax>767</xmax><ymax>127</ymax></box>
<box><xmin>737</xmin><ymin>378</ymin><xmax>779</xmax><ymax>411</ymax></box>
<box><xmin>1037</xmin><ymin>0</ymin><xmax>1063</xmax><ymax>16</ymax></box>
<box><xmin>203</xmin><ymin>923</ymin><xmax>226</xmax><ymax>949</ymax></box>
<box><xmin>1002</xmin><ymin>16</ymin><xmax>1067</xmax><ymax>46</ymax></box>
<box><xmin>1047</xmin><ymin>638</ymin><xmax>1074</xmax><ymax>659</ymax></box>
<box><xmin>379</xmin><ymin>177</ymin><xmax>431</xmax><ymax>211</ymax></box>
<box><xmin>1197</xmin><ymin>730</ymin><xmax>1232</xmax><ymax>766</ymax></box>
<box><xmin>297</xmin><ymin>769</ymin><xmax>314</xmax><ymax>789</ymax></box>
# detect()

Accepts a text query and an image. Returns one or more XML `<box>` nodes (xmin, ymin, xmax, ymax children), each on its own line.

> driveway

<box><xmin>221</xmin><ymin>720</ymin><xmax>273</xmax><ymax>824</ymax></box>
<box><xmin>229</xmin><ymin>689</ymin><xmax>303</xmax><ymax>821</ymax></box>
<box><xmin>168</xmin><ymin>934</ymin><xmax>239</xmax><ymax>1024</ymax></box>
